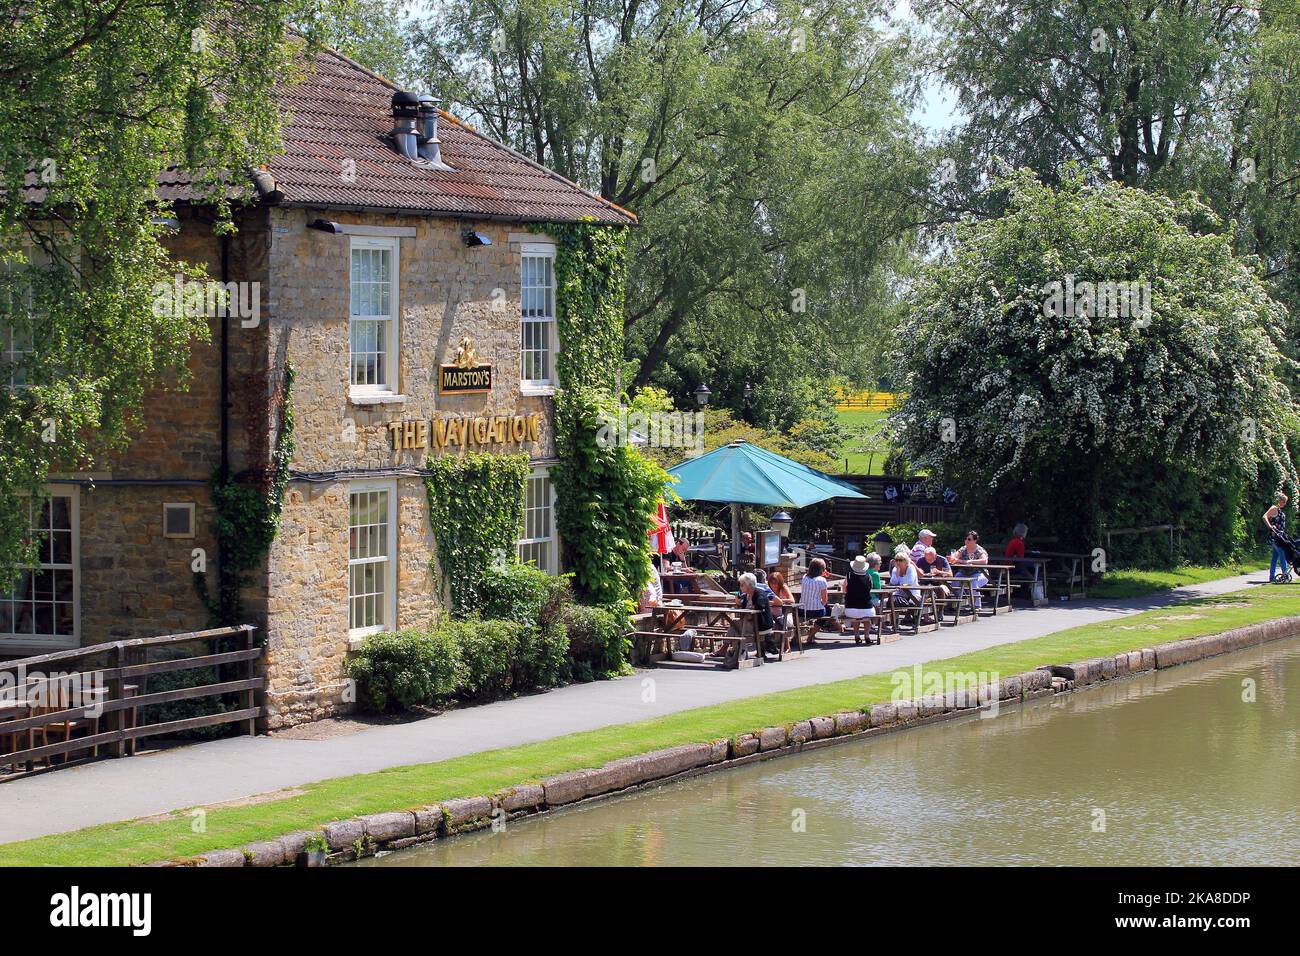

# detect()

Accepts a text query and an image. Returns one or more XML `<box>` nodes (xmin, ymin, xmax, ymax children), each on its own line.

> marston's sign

<box><xmin>389</xmin><ymin>414</ymin><xmax>542</xmax><ymax>451</ymax></box>
<box><xmin>439</xmin><ymin>334</ymin><xmax>492</xmax><ymax>394</ymax></box>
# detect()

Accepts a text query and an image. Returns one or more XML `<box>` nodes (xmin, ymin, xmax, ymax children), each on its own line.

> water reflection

<box><xmin>357</xmin><ymin>637</ymin><xmax>1300</xmax><ymax>867</ymax></box>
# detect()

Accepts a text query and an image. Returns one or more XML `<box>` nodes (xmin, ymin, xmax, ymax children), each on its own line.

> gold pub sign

<box><xmin>389</xmin><ymin>414</ymin><xmax>542</xmax><ymax>451</ymax></box>
<box><xmin>439</xmin><ymin>334</ymin><xmax>493</xmax><ymax>394</ymax></box>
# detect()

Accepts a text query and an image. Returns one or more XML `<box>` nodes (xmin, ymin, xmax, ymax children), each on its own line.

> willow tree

<box><xmin>893</xmin><ymin>170</ymin><xmax>1298</xmax><ymax>564</ymax></box>
<box><xmin>0</xmin><ymin>1</ymin><xmax>348</xmax><ymax>587</ymax></box>
<box><xmin>409</xmin><ymin>0</ymin><xmax>928</xmax><ymax>414</ymax></box>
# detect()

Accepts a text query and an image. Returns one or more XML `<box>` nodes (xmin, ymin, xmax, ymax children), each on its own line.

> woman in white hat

<box><xmin>843</xmin><ymin>554</ymin><xmax>877</xmax><ymax>645</ymax></box>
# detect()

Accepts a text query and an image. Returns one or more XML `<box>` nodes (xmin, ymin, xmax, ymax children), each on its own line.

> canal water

<box><xmin>359</xmin><ymin>636</ymin><xmax>1300</xmax><ymax>866</ymax></box>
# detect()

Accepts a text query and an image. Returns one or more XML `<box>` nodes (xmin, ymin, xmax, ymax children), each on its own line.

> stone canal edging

<box><xmin>154</xmin><ymin>614</ymin><xmax>1300</xmax><ymax>867</ymax></box>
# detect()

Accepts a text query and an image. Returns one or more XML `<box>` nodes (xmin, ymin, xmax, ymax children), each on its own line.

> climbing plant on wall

<box><xmin>553</xmin><ymin>386</ymin><xmax>666</xmax><ymax>607</ymax></box>
<box><xmin>194</xmin><ymin>363</ymin><xmax>296</xmax><ymax>626</ymax></box>
<box><xmin>552</xmin><ymin>221</ymin><xmax>626</xmax><ymax>393</ymax></box>
<box><xmin>548</xmin><ymin>218</ymin><xmax>664</xmax><ymax>606</ymax></box>
<box><xmin>424</xmin><ymin>451</ymin><xmax>530</xmax><ymax>613</ymax></box>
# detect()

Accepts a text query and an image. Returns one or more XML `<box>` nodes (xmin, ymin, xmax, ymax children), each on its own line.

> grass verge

<box><xmin>1</xmin><ymin>584</ymin><xmax>1296</xmax><ymax>867</ymax></box>
<box><xmin>1089</xmin><ymin>560</ymin><xmax>1268</xmax><ymax>599</ymax></box>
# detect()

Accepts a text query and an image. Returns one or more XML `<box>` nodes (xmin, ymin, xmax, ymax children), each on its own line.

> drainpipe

<box><xmin>220</xmin><ymin>234</ymin><xmax>230</xmax><ymax>482</ymax></box>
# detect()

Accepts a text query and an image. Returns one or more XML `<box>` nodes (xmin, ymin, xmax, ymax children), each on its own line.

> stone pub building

<box><xmin>3</xmin><ymin>46</ymin><xmax>635</xmax><ymax>728</ymax></box>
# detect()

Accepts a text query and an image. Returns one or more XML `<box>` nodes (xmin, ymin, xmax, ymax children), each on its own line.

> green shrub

<box><xmin>562</xmin><ymin>603</ymin><xmax>632</xmax><ymax>678</ymax></box>
<box><xmin>347</xmin><ymin>629</ymin><xmax>458</xmax><ymax>713</ymax></box>
<box><xmin>465</xmin><ymin>564</ymin><xmax>571</xmax><ymax>689</ymax></box>
<box><xmin>871</xmin><ymin>521</ymin><xmax>972</xmax><ymax>555</ymax></box>
<box><xmin>445</xmin><ymin>617</ymin><xmax>522</xmax><ymax>700</ymax></box>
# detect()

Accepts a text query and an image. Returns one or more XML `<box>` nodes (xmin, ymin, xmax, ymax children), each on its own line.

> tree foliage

<box><xmin>894</xmin><ymin>170</ymin><xmax>1298</xmax><ymax>557</ymax></box>
<box><xmin>0</xmin><ymin>0</ymin><xmax>345</xmax><ymax>587</ymax></box>
<box><xmin>410</xmin><ymin>0</ymin><xmax>927</xmax><ymax>401</ymax></box>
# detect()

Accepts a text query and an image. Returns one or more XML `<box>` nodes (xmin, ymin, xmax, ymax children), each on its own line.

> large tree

<box><xmin>409</xmin><ymin>0</ymin><xmax>928</xmax><ymax>406</ymax></box>
<box><xmin>894</xmin><ymin>170</ymin><xmax>1298</xmax><ymax>562</ymax></box>
<box><xmin>915</xmin><ymin>0</ymin><xmax>1300</xmax><ymax>328</ymax></box>
<box><xmin>0</xmin><ymin>1</ymin><xmax>346</xmax><ymax>587</ymax></box>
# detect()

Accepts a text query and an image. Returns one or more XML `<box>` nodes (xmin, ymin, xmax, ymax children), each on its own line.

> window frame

<box><xmin>348</xmin><ymin>235</ymin><xmax>401</xmax><ymax>399</ymax></box>
<box><xmin>1</xmin><ymin>242</ymin><xmax>41</xmax><ymax>391</ymax></box>
<box><xmin>162</xmin><ymin>502</ymin><xmax>196</xmax><ymax>539</ymax></box>
<box><xmin>347</xmin><ymin>479</ymin><xmax>398</xmax><ymax>639</ymax></box>
<box><xmin>0</xmin><ymin>486</ymin><xmax>80</xmax><ymax>651</ymax></box>
<box><xmin>517</xmin><ymin>465</ymin><xmax>558</xmax><ymax>574</ymax></box>
<box><xmin>519</xmin><ymin>242</ymin><xmax>557</xmax><ymax>392</ymax></box>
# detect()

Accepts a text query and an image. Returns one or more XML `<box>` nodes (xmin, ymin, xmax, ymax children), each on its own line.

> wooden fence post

<box><xmin>244</xmin><ymin>627</ymin><xmax>257</xmax><ymax>737</ymax></box>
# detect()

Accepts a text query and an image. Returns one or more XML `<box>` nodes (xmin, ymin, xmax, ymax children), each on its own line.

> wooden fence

<box><xmin>0</xmin><ymin>625</ymin><xmax>261</xmax><ymax>777</ymax></box>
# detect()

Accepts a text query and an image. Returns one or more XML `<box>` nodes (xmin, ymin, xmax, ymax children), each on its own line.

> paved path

<box><xmin>0</xmin><ymin>572</ymin><xmax>1271</xmax><ymax>843</ymax></box>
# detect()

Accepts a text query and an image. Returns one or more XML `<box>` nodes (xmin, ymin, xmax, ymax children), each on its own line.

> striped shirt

<box><xmin>799</xmin><ymin>574</ymin><xmax>829</xmax><ymax>611</ymax></box>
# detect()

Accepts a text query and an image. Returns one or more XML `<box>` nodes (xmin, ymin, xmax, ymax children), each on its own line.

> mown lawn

<box><xmin>1</xmin><ymin>584</ymin><xmax>1296</xmax><ymax>867</ymax></box>
<box><xmin>834</xmin><ymin>408</ymin><xmax>891</xmax><ymax>475</ymax></box>
<box><xmin>1090</xmin><ymin>559</ymin><xmax>1270</xmax><ymax>599</ymax></box>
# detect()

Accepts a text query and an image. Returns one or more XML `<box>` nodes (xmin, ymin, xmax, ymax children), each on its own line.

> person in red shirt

<box><xmin>1005</xmin><ymin>523</ymin><xmax>1027</xmax><ymax>559</ymax></box>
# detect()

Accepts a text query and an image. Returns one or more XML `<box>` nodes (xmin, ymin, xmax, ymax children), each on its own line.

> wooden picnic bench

<box><xmin>951</xmin><ymin>562</ymin><xmax>1017</xmax><ymax>615</ymax></box>
<box><xmin>645</xmin><ymin>604</ymin><xmax>766</xmax><ymax>670</ymax></box>
<box><xmin>1028</xmin><ymin>551</ymin><xmax>1089</xmax><ymax>599</ymax></box>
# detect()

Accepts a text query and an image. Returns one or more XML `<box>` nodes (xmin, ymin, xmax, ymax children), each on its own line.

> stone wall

<box><xmin>261</xmin><ymin>208</ymin><xmax>558</xmax><ymax>727</ymax></box>
<box><xmin>16</xmin><ymin>206</ymin><xmax>270</xmax><ymax>651</ymax></box>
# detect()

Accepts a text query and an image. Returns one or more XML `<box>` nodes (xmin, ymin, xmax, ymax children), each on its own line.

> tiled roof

<box><xmin>162</xmin><ymin>45</ymin><xmax>635</xmax><ymax>226</ymax></box>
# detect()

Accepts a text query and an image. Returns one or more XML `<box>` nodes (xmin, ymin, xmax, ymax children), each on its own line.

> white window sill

<box><xmin>349</xmin><ymin>391</ymin><xmax>406</xmax><ymax>406</ymax></box>
<box><xmin>520</xmin><ymin>383</ymin><xmax>556</xmax><ymax>397</ymax></box>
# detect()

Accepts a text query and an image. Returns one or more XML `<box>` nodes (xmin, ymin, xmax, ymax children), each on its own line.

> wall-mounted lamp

<box><xmin>308</xmin><ymin>218</ymin><xmax>344</xmax><ymax>234</ymax></box>
<box><xmin>462</xmin><ymin>230</ymin><xmax>492</xmax><ymax>247</ymax></box>
<box><xmin>770</xmin><ymin>511</ymin><xmax>793</xmax><ymax>538</ymax></box>
<box><xmin>693</xmin><ymin>383</ymin><xmax>712</xmax><ymax>407</ymax></box>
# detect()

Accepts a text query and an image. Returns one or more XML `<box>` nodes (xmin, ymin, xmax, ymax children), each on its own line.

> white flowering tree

<box><xmin>893</xmin><ymin>170</ymin><xmax>1299</xmax><ymax>560</ymax></box>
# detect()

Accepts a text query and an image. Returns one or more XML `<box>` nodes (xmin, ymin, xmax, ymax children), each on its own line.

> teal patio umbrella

<box><xmin>666</xmin><ymin>440</ymin><xmax>867</xmax><ymax>565</ymax></box>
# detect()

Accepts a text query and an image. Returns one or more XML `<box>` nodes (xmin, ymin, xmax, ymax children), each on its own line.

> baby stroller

<box><xmin>1269</xmin><ymin>528</ymin><xmax>1300</xmax><ymax>583</ymax></box>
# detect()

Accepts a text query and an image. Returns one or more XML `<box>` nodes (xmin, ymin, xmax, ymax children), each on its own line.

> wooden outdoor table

<box><xmin>921</xmin><ymin>573</ymin><xmax>978</xmax><ymax>624</ymax></box>
<box><xmin>1026</xmin><ymin>551</ymin><xmax>1089</xmax><ymax>598</ymax></box>
<box><xmin>1008</xmin><ymin>556</ymin><xmax>1050</xmax><ymax>605</ymax></box>
<box><xmin>648</xmin><ymin>604</ymin><xmax>764</xmax><ymax>669</ymax></box>
<box><xmin>876</xmin><ymin>584</ymin><xmax>944</xmax><ymax>635</ymax></box>
<box><xmin>951</xmin><ymin>562</ymin><xmax>1016</xmax><ymax>614</ymax></box>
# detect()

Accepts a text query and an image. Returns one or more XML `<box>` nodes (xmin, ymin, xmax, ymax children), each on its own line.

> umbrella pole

<box><xmin>730</xmin><ymin>503</ymin><xmax>741</xmax><ymax>570</ymax></box>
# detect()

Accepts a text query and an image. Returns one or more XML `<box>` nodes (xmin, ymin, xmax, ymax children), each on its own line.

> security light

<box><xmin>462</xmin><ymin>230</ymin><xmax>492</xmax><ymax>247</ymax></box>
<box><xmin>308</xmin><ymin>219</ymin><xmax>343</xmax><ymax>234</ymax></box>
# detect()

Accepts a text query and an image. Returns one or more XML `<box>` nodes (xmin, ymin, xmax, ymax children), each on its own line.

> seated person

<box><xmin>949</xmin><ymin>530</ymin><xmax>990</xmax><ymax>607</ymax></box>
<box><xmin>888</xmin><ymin>552</ymin><xmax>922</xmax><ymax>608</ymax></box>
<box><xmin>736</xmin><ymin>572</ymin><xmax>777</xmax><ymax>656</ymax></box>
<box><xmin>767</xmin><ymin>570</ymin><xmax>795</xmax><ymax>652</ymax></box>
<box><xmin>916</xmin><ymin>546</ymin><xmax>953</xmax><ymax>599</ymax></box>
<box><xmin>799</xmin><ymin>557</ymin><xmax>831</xmax><ymax>644</ymax></box>
<box><xmin>1005</xmin><ymin>523</ymin><xmax>1028</xmax><ymax>560</ymax></box>
<box><xmin>638</xmin><ymin>554</ymin><xmax>665</xmax><ymax>612</ymax></box>
<box><xmin>909</xmin><ymin>528</ymin><xmax>936</xmax><ymax>564</ymax></box>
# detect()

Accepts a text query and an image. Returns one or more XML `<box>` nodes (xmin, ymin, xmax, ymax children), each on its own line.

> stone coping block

<box><xmin>633</xmin><ymin>743</ymin><xmax>714</xmax><ymax>782</ymax></box>
<box><xmin>998</xmin><ymin>675</ymin><xmax>1022</xmax><ymax>700</ymax></box>
<box><xmin>362</xmin><ymin>811</ymin><xmax>416</xmax><ymax>843</ymax></box>
<box><xmin>758</xmin><ymin>726</ymin><xmax>788</xmax><ymax>751</ymax></box>
<box><xmin>276</xmin><ymin>830</ymin><xmax>316</xmax><ymax>860</ymax></box>
<box><xmin>442</xmin><ymin>796</ymin><xmax>493</xmax><ymax>830</ymax></box>
<box><xmin>497</xmin><ymin>784</ymin><xmax>545</xmax><ymax>814</ymax></box>
<box><xmin>834</xmin><ymin>711</ymin><xmax>865</xmax><ymax>734</ymax></box>
<box><xmin>709</xmin><ymin>737</ymin><xmax>730</xmax><ymax>762</ymax></box>
<box><xmin>322</xmin><ymin>818</ymin><xmax>364</xmax><ymax>851</ymax></box>
<box><xmin>895</xmin><ymin>701</ymin><xmax>918</xmax><ymax>722</ymax></box>
<box><xmin>414</xmin><ymin>806</ymin><xmax>444</xmax><ymax>835</ymax></box>
<box><xmin>869</xmin><ymin>703</ymin><xmax>898</xmax><ymax>727</ymax></box>
<box><xmin>542</xmin><ymin>769</ymin><xmax>600</xmax><ymax>806</ymax></box>
<box><xmin>731</xmin><ymin>733</ymin><xmax>760</xmax><ymax>758</ymax></box>
<box><xmin>242</xmin><ymin>840</ymin><xmax>286</xmax><ymax>867</ymax></box>
<box><xmin>918</xmin><ymin>695</ymin><xmax>945</xmax><ymax>717</ymax></box>
<box><xmin>810</xmin><ymin>716</ymin><xmax>835</xmax><ymax>739</ymax></box>
<box><xmin>789</xmin><ymin>720</ymin><xmax>813</xmax><ymax>744</ymax></box>
<box><xmin>196</xmin><ymin>848</ymin><xmax>246</xmax><ymax>868</ymax></box>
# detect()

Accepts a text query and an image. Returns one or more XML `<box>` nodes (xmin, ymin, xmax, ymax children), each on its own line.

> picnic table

<box><xmin>1026</xmin><ymin>551</ymin><xmax>1089</xmax><ymax>598</ymax></box>
<box><xmin>641</xmin><ymin>603</ymin><xmax>766</xmax><ymax>669</ymax></box>
<box><xmin>874</xmin><ymin>584</ymin><xmax>945</xmax><ymax>637</ymax></box>
<box><xmin>950</xmin><ymin>562</ymin><xmax>1017</xmax><ymax>614</ymax></box>
<box><xmin>920</xmin><ymin>573</ymin><xmax>979</xmax><ymax>624</ymax></box>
